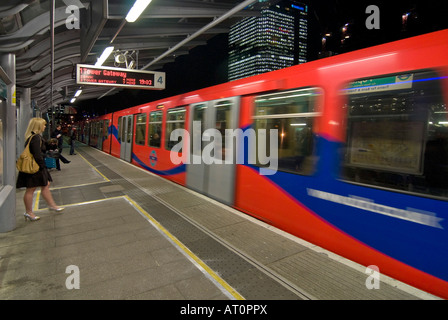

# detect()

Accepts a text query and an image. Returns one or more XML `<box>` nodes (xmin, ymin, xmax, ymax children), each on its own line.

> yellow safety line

<box><xmin>125</xmin><ymin>195</ymin><xmax>245</xmax><ymax>300</ymax></box>
<box><xmin>34</xmin><ymin>150</ymin><xmax>244</xmax><ymax>300</ymax></box>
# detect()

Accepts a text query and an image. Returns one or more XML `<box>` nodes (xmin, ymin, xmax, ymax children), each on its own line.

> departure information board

<box><xmin>76</xmin><ymin>64</ymin><xmax>165</xmax><ymax>90</ymax></box>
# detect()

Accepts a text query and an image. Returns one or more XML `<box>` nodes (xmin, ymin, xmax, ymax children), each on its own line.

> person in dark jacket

<box><xmin>48</xmin><ymin>138</ymin><xmax>70</xmax><ymax>170</ymax></box>
<box><xmin>16</xmin><ymin>117</ymin><xmax>64</xmax><ymax>221</ymax></box>
<box><xmin>51</xmin><ymin>124</ymin><xmax>64</xmax><ymax>153</ymax></box>
<box><xmin>69</xmin><ymin>127</ymin><xmax>76</xmax><ymax>155</ymax></box>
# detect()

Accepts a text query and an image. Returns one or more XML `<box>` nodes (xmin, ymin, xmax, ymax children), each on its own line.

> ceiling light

<box><xmin>74</xmin><ymin>89</ymin><xmax>82</xmax><ymax>97</ymax></box>
<box><xmin>126</xmin><ymin>0</ymin><xmax>152</xmax><ymax>23</ymax></box>
<box><xmin>95</xmin><ymin>46</ymin><xmax>114</xmax><ymax>66</ymax></box>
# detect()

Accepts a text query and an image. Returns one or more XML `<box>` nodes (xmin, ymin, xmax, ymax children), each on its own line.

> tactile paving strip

<box><xmin>79</xmin><ymin>150</ymin><xmax>305</xmax><ymax>300</ymax></box>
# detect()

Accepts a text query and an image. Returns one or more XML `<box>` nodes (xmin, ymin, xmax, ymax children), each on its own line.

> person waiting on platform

<box><xmin>16</xmin><ymin>117</ymin><xmax>64</xmax><ymax>221</ymax></box>
<box><xmin>48</xmin><ymin>138</ymin><xmax>70</xmax><ymax>170</ymax></box>
<box><xmin>69</xmin><ymin>127</ymin><xmax>77</xmax><ymax>155</ymax></box>
<box><xmin>51</xmin><ymin>124</ymin><xmax>64</xmax><ymax>153</ymax></box>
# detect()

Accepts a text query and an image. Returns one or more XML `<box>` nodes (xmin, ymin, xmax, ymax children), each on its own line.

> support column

<box><xmin>17</xmin><ymin>88</ymin><xmax>32</xmax><ymax>158</ymax></box>
<box><xmin>0</xmin><ymin>53</ymin><xmax>16</xmax><ymax>232</ymax></box>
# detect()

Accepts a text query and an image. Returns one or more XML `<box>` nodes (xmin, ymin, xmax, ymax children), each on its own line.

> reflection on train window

<box><xmin>135</xmin><ymin>113</ymin><xmax>146</xmax><ymax>146</ymax></box>
<box><xmin>148</xmin><ymin>110</ymin><xmax>162</xmax><ymax>148</ymax></box>
<box><xmin>254</xmin><ymin>87</ymin><xmax>322</xmax><ymax>175</ymax></box>
<box><xmin>118</xmin><ymin>116</ymin><xmax>122</xmax><ymax>142</ymax></box>
<box><xmin>166</xmin><ymin>107</ymin><xmax>186</xmax><ymax>150</ymax></box>
<box><xmin>341</xmin><ymin>70</ymin><xmax>448</xmax><ymax>198</ymax></box>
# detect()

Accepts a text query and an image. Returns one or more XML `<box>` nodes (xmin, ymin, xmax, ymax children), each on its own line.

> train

<box><xmin>77</xmin><ymin>29</ymin><xmax>448</xmax><ymax>299</ymax></box>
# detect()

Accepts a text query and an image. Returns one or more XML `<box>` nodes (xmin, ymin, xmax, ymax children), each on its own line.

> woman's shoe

<box><xmin>49</xmin><ymin>207</ymin><xmax>64</xmax><ymax>212</ymax></box>
<box><xmin>24</xmin><ymin>213</ymin><xmax>40</xmax><ymax>221</ymax></box>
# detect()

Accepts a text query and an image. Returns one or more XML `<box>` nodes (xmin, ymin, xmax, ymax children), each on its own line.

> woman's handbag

<box><xmin>16</xmin><ymin>135</ymin><xmax>40</xmax><ymax>174</ymax></box>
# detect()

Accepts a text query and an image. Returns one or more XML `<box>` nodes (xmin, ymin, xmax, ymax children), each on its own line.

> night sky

<box><xmin>76</xmin><ymin>0</ymin><xmax>448</xmax><ymax>117</ymax></box>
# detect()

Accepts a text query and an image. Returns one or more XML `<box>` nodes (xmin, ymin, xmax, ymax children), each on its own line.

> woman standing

<box><xmin>16</xmin><ymin>118</ymin><xmax>64</xmax><ymax>221</ymax></box>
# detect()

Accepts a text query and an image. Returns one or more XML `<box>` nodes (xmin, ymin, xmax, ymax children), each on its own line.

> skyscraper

<box><xmin>228</xmin><ymin>1</ymin><xmax>308</xmax><ymax>81</ymax></box>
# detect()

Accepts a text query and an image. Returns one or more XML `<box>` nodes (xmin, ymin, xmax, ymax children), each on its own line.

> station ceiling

<box><xmin>0</xmin><ymin>0</ymin><xmax>273</xmax><ymax>111</ymax></box>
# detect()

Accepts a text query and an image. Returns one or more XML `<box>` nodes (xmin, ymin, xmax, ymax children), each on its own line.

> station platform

<box><xmin>0</xmin><ymin>142</ymin><xmax>441</xmax><ymax>301</ymax></box>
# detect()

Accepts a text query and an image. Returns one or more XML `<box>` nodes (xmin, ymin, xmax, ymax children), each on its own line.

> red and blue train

<box><xmin>79</xmin><ymin>29</ymin><xmax>448</xmax><ymax>298</ymax></box>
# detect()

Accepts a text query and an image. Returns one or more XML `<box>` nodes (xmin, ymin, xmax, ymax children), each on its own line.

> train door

<box><xmin>120</xmin><ymin>115</ymin><xmax>133</xmax><ymax>162</ymax></box>
<box><xmin>186</xmin><ymin>97</ymin><xmax>240</xmax><ymax>205</ymax></box>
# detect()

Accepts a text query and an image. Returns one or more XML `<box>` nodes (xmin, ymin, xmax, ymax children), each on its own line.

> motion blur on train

<box><xmin>76</xmin><ymin>30</ymin><xmax>448</xmax><ymax>298</ymax></box>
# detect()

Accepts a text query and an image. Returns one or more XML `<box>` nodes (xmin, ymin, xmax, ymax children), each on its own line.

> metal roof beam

<box><xmin>143</xmin><ymin>0</ymin><xmax>257</xmax><ymax>70</ymax></box>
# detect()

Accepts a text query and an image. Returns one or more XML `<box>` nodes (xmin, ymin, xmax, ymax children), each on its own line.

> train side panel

<box><xmin>234</xmin><ymin>31</ymin><xmax>448</xmax><ymax>298</ymax></box>
<box><xmin>90</xmin><ymin>30</ymin><xmax>448</xmax><ymax>298</ymax></box>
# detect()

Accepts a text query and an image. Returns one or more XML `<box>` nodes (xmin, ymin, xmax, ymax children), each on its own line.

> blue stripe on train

<box><xmin>255</xmin><ymin>136</ymin><xmax>448</xmax><ymax>282</ymax></box>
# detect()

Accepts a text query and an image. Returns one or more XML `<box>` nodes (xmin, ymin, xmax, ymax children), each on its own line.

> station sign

<box><xmin>76</xmin><ymin>64</ymin><xmax>165</xmax><ymax>90</ymax></box>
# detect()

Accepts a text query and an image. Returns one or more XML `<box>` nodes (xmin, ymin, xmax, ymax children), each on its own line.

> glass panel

<box><xmin>255</xmin><ymin>88</ymin><xmax>319</xmax><ymax>116</ymax></box>
<box><xmin>341</xmin><ymin>70</ymin><xmax>448</xmax><ymax>198</ymax></box>
<box><xmin>166</xmin><ymin>107</ymin><xmax>186</xmax><ymax>149</ymax></box>
<box><xmin>135</xmin><ymin>113</ymin><xmax>146</xmax><ymax>145</ymax></box>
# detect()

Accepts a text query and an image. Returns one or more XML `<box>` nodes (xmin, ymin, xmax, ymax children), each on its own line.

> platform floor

<box><xmin>0</xmin><ymin>143</ymin><xmax>441</xmax><ymax>300</ymax></box>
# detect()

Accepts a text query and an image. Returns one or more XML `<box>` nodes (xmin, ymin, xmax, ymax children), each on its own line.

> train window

<box><xmin>254</xmin><ymin>87</ymin><xmax>322</xmax><ymax>175</ymax></box>
<box><xmin>166</xmin><ymin>107</ymin><xmax>186</xmax><ymax>150</ymax></box>
<box><xmin>135</xmin><ymin>113</ymin><xmax>146</xmax><ymax>146</ymax></box>
<box><xmin>148</xmin><ymin>110</ymin><xmax>162</xmax><ymax>148</ymax></box>
<box><xmin>126</xmin><ymin>117</ymin><xmax>132</xmax><ymax>143</ymax></box>
<box><xmin>104</xmin><ymin>120</ymin><xmax>110</xmax><ymax>139</ymax></box>
<box><xmin>118</xmin><ymin>116</ymin><xmax>123</xmax><ymax>142</ymax></box>
<box><xmin>341</xmin><ymin>70</ymin><xmax>448</xmax><ymax>198</ymax></box>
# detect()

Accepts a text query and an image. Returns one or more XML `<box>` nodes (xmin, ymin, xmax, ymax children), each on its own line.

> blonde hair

<box><xmin>24</xmin><ymin>117</ymin><xmax>46</xmax><ymax>140</ymax></box>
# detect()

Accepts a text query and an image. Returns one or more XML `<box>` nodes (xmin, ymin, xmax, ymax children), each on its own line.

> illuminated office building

<box><xmin>228</xmin><ymin>1</ymin><xmax>308</xmax><ymax>81</ymax></box>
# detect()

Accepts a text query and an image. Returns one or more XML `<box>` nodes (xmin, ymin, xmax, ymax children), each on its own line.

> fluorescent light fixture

<box><xmin>126</xmin><ymin>0</ymin><xmax>152</xmax><ymax>22</ymax></box>
<box><xmin>95</xmin><ymin>46</ymin><xmax>114</xmax><ymax>66</ymax></box>
<box><xmin>70</xmin><ymin>98</ymin><xmax>76</xmax><ymax>103</ymax></box>
<box><xmin>74</xmin><ymin>89</ymin><xmax>82</xmax><ymax>97</ymax></box>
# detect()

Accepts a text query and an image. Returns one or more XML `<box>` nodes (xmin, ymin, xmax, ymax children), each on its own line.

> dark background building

<box><xmin>74</xmin><ymin>0</ymin><xmax>448</xmax><ymax>119</ymax></box>
<box><xmin>228</xmin><ymin>1</ymin><xmax>307</xmax><ymax>81</ymax></box>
